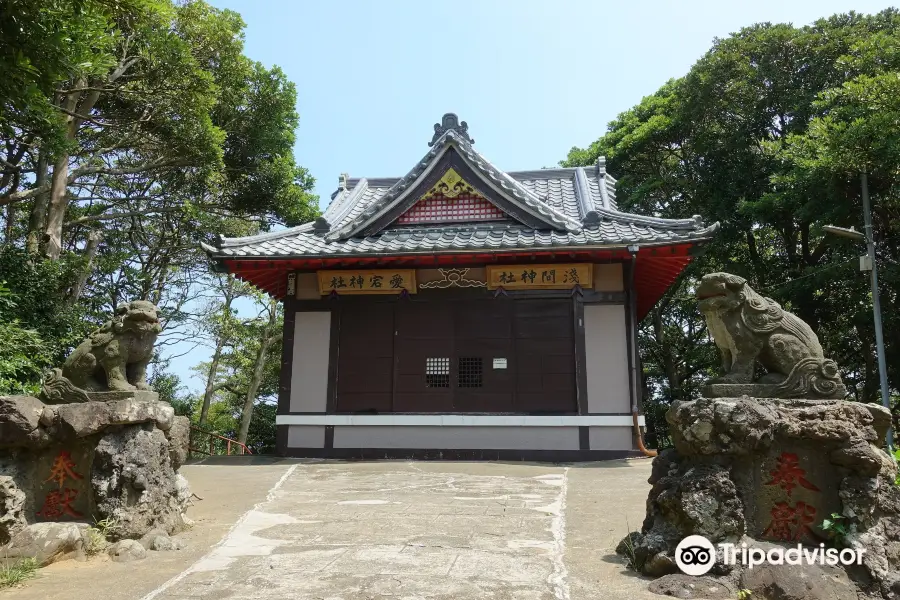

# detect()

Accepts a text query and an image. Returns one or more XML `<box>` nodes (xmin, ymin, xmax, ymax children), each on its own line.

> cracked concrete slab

<box><xmin>137</xmin><ymin>459</ymin><xmax>660</xmax><ymax>600</ymax></box>
<box><xmin>3</xmin><ymin>458</ymin><xmax>662</xmax><ymax>600</ymax></box>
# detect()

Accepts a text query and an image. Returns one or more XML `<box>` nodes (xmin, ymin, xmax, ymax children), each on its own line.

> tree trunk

<box><xmin>149</xmin><ymin>256</ymin><xmax>171</xmax><ymax>306</ymax></box>
<box><xmin>745</xmin><ymin>228</ymin><xmax>766</xmax><ymax>286</ymax></box>
<box><xmin>199</xmin><ymin>277</ymin><xmax>236</xmax><ymax>427</ymax></box>
<box><xmin>44</xmin><ymin>148</ymin><xmax>73</xmax><ymax>258</ymax></box>
<box><xmin>237</xmin><ymin>304</ymin><xmax>280</xmax><ymax>445</ymax></box>
<box><xmin>4</xmin><ymin>203</ymin><xmax>14</xmax><ymax>246</ymax></box>
<box><xmin>26</xmin><ymin>154</ymin><xmax>49</xmax><ymax>256</ymax></box>
<box><xmin>65</xmin><ymin>231</ymin><xmax>102</xmax><ymax>306</ymax></box>
<box><xmin>652</xmin><ymin>308</ymin><xmax>681</xmax><ymax>399</ymax></box>
<box><xmin>44</xmin><ymin>93</ymin><xmax>79</xmax><ymax>259</ymax></box>
<box><xmin>44</xmin><ymin>84</ymin><xmax>101</xmax><ymax>260</ymax></box>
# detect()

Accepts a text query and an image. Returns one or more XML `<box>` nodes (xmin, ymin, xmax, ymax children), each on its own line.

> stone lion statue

<box><xmin>60</xmin><ymin>300</ymin><xmax>162</xmax><ymax>393</ymax></box>
<box><xmin>696</xmin><ymin>272</ymin><xmax>845</xmax><ymax>399</ymax></box>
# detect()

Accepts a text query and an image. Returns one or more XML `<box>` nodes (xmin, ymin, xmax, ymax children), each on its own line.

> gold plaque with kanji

<box><xmin>486</xmin><ymin>263</ymin><xmax>592</xmax><ymax>290</ymax></box>
<box><xmin>317</xmin><ymin>269</ymin><xmax>417</xmax><ymax>294</ymax></box>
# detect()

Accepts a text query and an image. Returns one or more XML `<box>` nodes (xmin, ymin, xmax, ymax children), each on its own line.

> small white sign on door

<box><xmin>492</xmin><ymin>358</ymin><xmax>508</xmax><ymax>369</ymax></box>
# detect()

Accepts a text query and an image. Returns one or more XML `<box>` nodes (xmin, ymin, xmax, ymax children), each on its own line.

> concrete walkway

<box><xmin>3</xmin><ymin>464</ymin><xmax>290</xmax><ymax>600</ymax></box>
<box><xmin>4</xmin><ymin>459</ymin><xmax>660</xmax><ymax>600</ymax></box>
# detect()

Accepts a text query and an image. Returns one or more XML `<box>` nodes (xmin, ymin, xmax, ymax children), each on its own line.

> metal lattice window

<box><xmin>457</xmin><ymin>357</ymin><xmax>483</xmax><ymax>388</ymax></box>
<box><xmin>425</xmin><ymin>357</ymin><xmax>450</xmax><ymax>388</ymax></box>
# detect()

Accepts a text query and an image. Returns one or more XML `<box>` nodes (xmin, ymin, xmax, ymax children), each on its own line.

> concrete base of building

<box><xmin>275</xmin><ymin>447</ymin><xmax>644</xmax><ymax>461</ymax></box>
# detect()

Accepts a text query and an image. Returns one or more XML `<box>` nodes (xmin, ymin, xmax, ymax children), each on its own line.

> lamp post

<box><xmin>824</xmin><ymin>171</ymin><xmax>893</xmax><ymax>452</ymax></box>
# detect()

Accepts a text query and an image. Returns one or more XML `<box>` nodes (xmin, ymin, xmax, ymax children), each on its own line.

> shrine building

<box><xmin>202</xmin><ymin>113</ymin><xmax>718</xmax><ymax>460</ymax></box>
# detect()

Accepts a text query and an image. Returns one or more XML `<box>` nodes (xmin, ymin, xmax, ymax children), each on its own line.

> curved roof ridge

<box><xmin>691</xmin><ymin>221</ymin><xmax>721</xmax><ymax>238</ymax></box>
<box><xmin>352</xmin><ymin>169</ymin><xmax>580</xmax><ymax>185</ymax></box>
<box><xmin>348</xmin><ymin>177</ymin><xmax>398</xmax><ymax>188</ymax></box>
<box><xmin>507</xmin><ymin>167</ymin><xmax>578</xmax><ymax>178</ymax></box>
<box><xmin>595</xmin><ymin>206</ymin><xmax>710</xmax><ymax>230</ymax></box>
<box><xmin>325</xmin><ymin>139</ymin><xmax>448</xmax><ymax>241</ymax></box>
<box><xmin>450</xmin><ymin>133</ymin><xmax>581</xmax><ymax>232</ymax></box>
<box><xmin>326</xmin><ymin>178</ymin><xmax>369</xmax><ymax>227</ymax></box>
<box><xmin>322</xmin><ymin>186</ymin><xmax>350</xmax><ymax>222</ymax></box>
<box><xmin>214</xmin><ymin>222</ymin><xmax>316</xmax><ymax>248</ymax></box>
<box><xmin>327</xmin><ymin>129</ymin><xmax>582</xmax><ymax>241</ymax></box>
<box><xmin>597</xmin><ymin>172</ymin><xmax>612</xmax><ymax>210</ymax></box>
<box><xmin>573</xmin><ymin>167</ymin><xmax>596</xmax><ymax>219</ymax></box>
<box><xmin>202</xmin><ymin>219</ymin><xmax>722</xmax><ymax>262</ymax></box>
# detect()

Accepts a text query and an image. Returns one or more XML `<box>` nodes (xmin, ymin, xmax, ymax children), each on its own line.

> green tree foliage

<box><xmin>147</xmin><ymin>356</ymin><xmax>194</xmax><ymax>417</ymax></box>
<box><xmin>1</xmin><ymin>0</ymin><xmax>317</xmax><ymax>251</ymax></box>
<box><xmin>0</xmin><ymin>0</ymin><xmax>129</xmax><ymax>153</ymax></box>
<box><xmin>563</xmin><ymin>9</ymin><xmax>900</xmax><ymax>445</ymax></box>
<box><xmin>0</xmin><ymin>282</ymin><xmax>49</xmax><ymax>395</ymax></box>
<box><xmin>0</xmin><ymin>0</ymin><xmax>315</xmax><ymax>433</ymax></box>
<box><xmin>189</xmin><ymin>290</ymin><xmax>282</xmax><ymax>452</ymax></box>
<box><xmin>0</xmin><ymin>249</ymin><xmax>92</xmax><ymax>346</ymax></box>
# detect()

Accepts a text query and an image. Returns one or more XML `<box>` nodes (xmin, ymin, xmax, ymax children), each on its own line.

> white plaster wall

<box><xmin>287</xmin><ymin>425</ymin><xmax>326</xmax><ymax>448</ymax></box>
<box><xmin>584</xmin><ymin>304</ymin><xmax>630</xmax><ymax>414</ymax></box>
<box><xmin>289</xmin><ymin>312</ymin><xmax>331</xmax><ymax>412</ymax></box>
<box><xmin>588</xmin><ymin>426</ymin><xmax>634</xmax><ymax>451</ymax></box>
<box><xmin>332</xmin><ymin>426</ymin><xmax>580</xmax><ymax>450</ymax></box>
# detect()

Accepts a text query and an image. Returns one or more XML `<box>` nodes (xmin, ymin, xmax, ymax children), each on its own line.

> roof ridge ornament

<box><xmin>582</xmin><ymin>211</ymin><xmax>601</xmax><ymax>226</ymax></box>
<box><xmin>429</xmin><ymin>113</ymin><xmax>474</xmax><ymax>147</ymax></box>
<box><xmin>313</xmin><ymin>216</ymin><xmax>331</xmax><ymax>232</ymax></box>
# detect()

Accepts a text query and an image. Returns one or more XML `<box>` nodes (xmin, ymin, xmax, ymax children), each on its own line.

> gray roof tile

<box><xmin>206</xmin><ymin>128</ymin><xmax>718</xmax><ymax>260</ymax></box>
<box><xmin>208</xmin><ymin>220</ymin><xmax>719</xmax><ymax>259</ymax></box>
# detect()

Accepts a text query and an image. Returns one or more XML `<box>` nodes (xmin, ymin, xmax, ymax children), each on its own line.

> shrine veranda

<box><xmin>203</xmin><ymin>113</ymin><xmax>719</xmax><ymax>460</ymax></box>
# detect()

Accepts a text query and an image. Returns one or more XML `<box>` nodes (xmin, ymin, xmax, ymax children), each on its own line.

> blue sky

<box><xmin>171</xmin><ymin>0</ymin><xmax>894</xmax><ymax>391</ymax></box>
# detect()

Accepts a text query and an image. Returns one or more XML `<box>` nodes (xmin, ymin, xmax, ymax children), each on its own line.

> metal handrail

<box><xmin>189</xmin><ymin>426</ymin><xmax>252</xmax><ymax>456</ymax></box>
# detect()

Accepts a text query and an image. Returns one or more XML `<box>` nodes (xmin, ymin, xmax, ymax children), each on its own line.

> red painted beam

<box><xmin>223</xmin><ymin>244</ymin><xmax>699</xmax><ymax>313</ymax></box>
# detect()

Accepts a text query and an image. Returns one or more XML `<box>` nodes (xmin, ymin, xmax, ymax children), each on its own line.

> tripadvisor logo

<box><xmin>675</xmin><ymin>535</ymin><xmax>866</xmax><ymax>576</ymax></box>
<box><xmin>675</xmin><ymin>536</ymin><xmax>717</xmax><ymax>576</ymax></box>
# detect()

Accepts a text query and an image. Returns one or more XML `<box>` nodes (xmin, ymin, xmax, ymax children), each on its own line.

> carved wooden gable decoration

<box><xmin>423</xmin><ymin>168</ymin><xmax>473</xmax><ymax>200</ymax></box>
<box><xmin>397</xmin><ymin>166</ymin><xmax>507</xmax><ymax>225</ymax></box>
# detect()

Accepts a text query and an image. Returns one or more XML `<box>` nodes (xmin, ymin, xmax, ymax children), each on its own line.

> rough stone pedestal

<box><xmin>703</xmin><ymin>382</ymin><xmax>847</xmax><ymax>400</ymax></box>
<box><xmin>622</xmin><ymin>396</ymin><xmax>900</xmax><ymax>599</ymax></box>
<box><xmin>81</xmin><ymin>390</ymin><xmax>163</xmax><ymax>403</ymax></box>
<box><xmin>0</xmin><ymin>392</ymin><xmax>191</xmax><ymax>560</ymax></box>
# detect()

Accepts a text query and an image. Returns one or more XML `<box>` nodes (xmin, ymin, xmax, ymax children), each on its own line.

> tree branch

<box><xmin>54</xmin><ymin>106</ymin><xmax>121</xmax><ymax>129</ymax></box>
<box><xmin>209</xmin><ymin>380</ymin><xmax>242</xmax><ymax>396</ymax></box>
<box><xmin>71</xmin><ymin>158</ymin><xmax>189</xmax><ymax>179</ymax></box>
<box><xmin>63</xmin><ymin>205</ymin><xmax>187</xmax><ymax>227</ymax></box>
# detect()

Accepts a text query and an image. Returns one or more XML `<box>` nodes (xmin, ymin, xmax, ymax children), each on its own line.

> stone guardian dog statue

<box><xmin>61</xmin><ymin>300</ymin><xmax>161</xmax><ymax>392</ymax></box>
<box><xmin>39</xmin><ymin>301</ymin><xmax>162</xmax><ymax>405</ymax></box>
<box><xmin>695</xmin><ymin>272</ymin><xmax>845</xmax><ymax>399</ymax></box>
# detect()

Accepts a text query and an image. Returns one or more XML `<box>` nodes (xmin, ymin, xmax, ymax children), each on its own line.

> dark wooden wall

<box><xmin>331</xmin><ymin>295</ymin><xmax>577</xmax><ymax>414</ymax></box>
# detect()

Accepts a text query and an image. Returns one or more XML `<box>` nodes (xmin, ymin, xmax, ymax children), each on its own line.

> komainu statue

<box><xmin>41</xmin><ymin>301</ymin><xmax>162</xmax><ymax>403</ymax></box>
<box><xmin>696</xmin><ymin>272</ymin><xmax>845</xmax><ymax>399</ymax></box>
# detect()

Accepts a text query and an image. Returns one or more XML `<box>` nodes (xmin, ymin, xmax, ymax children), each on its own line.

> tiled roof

<box><xmin>321</xmin><ymin>129</ymin><xmax>582</xmax><ymax>240</ymax></box>
<box><xmin>204</xmin><ymin>115</ymin><xmax>717</xmax><ymax>260</ymax></box>
<box><xmin>207</xmin><ymin>220</ymin><xmax>718</xmax><ymax>259</ymax></box>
